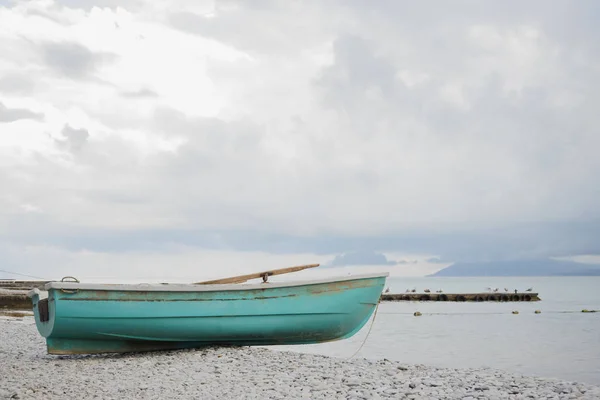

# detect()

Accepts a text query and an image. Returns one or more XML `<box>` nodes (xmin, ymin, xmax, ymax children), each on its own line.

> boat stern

<box><xmin>27</xmin><ymin>288</ymin><xmax>55</xmax><ymax>338</ymax></box>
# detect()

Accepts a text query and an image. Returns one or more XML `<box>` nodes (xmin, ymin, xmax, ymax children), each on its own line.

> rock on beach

<box><xmin>1</xmin><ymin>317</ymin><xmax>599</xmax><ymax>399</ymax></box>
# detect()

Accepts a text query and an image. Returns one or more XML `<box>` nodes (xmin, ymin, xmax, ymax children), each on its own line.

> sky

<box><xmin>1</xmin><ymin>0</ymin><xmax>599</xmax><ymax>282</ymax></box>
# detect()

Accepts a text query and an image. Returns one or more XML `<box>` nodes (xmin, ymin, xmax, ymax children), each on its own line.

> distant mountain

<box><xmin>429</xmin><ymin>259</ymin><xmax>600</xmax><ymax>277</ymax></box>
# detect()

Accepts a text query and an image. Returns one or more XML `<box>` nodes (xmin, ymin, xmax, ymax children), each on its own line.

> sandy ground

<box><xmin>1</xmin><ymin>317</ymin><xmax>599</xmax><ymax>399</ymax></box>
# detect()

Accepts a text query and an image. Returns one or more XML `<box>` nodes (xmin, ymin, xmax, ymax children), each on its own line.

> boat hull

<box><xmin>29</xmin><ymin>274</ymin><xmax>387</xmax><ymax>355</ymax></box>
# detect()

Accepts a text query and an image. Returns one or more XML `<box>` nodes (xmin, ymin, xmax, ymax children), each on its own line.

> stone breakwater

<box><xmin>1</xmin><ymin>318</ymin><xmax>599</xmax><ymax>400</ymax></box>
<box><xmin>0</xmin><ymin>289</ymin><xmax>31</xmax><ymax>310</ymax></box>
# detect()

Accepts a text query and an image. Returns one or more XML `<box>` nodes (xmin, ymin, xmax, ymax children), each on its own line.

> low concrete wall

<box><xmin>0</xmin><ymin>293</ymin><xmax>33</xmax><ymax>310</ymax></box>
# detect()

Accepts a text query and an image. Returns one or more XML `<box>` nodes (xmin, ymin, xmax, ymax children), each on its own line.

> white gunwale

<box><xmin>38</xmin><ymin>272</ymin><xmax>389</xmax><ymax>293</ymax></box>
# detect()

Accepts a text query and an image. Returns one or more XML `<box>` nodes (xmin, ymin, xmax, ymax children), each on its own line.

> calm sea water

<box><xmin>272</xmin><ymin>276</ymin><xmax>600</xmax><ymax>385</ymax></box>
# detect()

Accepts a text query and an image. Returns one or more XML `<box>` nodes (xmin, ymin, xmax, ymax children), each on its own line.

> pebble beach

<box><xmin>1</xmin><ymin>317</ymin><xmax>599</xmax><ymax>400</ymax></box>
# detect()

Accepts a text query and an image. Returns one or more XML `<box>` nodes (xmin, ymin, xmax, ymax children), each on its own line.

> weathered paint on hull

<box><xmin>30</xmin><ymin>275</ymin><xmax>386</xmax><ymax>355</ymax></box>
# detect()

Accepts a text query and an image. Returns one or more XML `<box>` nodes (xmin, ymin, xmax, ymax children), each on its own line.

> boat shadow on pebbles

<box><xmin>49</xmin><ymin>344</ymin><xmax>245</xmax><ymax>361</ymax></box>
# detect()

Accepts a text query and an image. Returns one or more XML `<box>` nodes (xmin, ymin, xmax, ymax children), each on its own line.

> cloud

<box><xmin>0</xmin><ymin>73</ymin><xmax>37</xmax><ymax>94</ymax></box>
<box><xmin>120</xmin><ymin>88</ymin><xmax>158</xmax><ymax>98</ymax></box>
<box><xmin>0</xmin><ymin>0</ymin><xmax>599</xmax><ymax>279</ymax></box>
<box><xmin>0</xmin><ymin>101</ymin><xmax>44</xmax><ymax>122</ymax></box>
<box><xmin>328</xmin><ymin>251</ymin><xmax>399</xmax><ymax>267</ymax></box>
<box><xmin>397</xmin><ymin>260</ymin><xmax>419</xmax><ymax>265</ymax></box>
<box><xmin>40</xmin><ymin>41</ymin><xmax>117</xmax><ymax>79</ymax></box>
<box><xmin>55</xmin><ymin>125</ymin><xmax>90</xmax><ymax>151</ymax></box>
<box><xmin>316</xmin><ymin>35</ymin><xmax>398</xmax><ymax>109</ymax></box>
<box><xmin>54</xmin><ymin>0</ymin><xmax>144</xmax><ymax>12</ymax></box>
<box><xmin>168</xmin><ymin>2</ymin><xmax>335</xmax><ymax>56</ymax></box>
<box><xmin>0</xmin><ymin>242</ymin><xmax>329</xmax><ymax>283</ymax></box>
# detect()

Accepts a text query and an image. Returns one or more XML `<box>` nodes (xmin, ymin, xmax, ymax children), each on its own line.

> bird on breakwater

<box><xmin>435</xmin><ymin>289</ymin><xmax>443</xmax><ymax>293</ymax></box>
<box><xmin>504</xmin><ymin>288</ymin><xmax>509</xmax><ymax>292</ymax></box>
<box><xmin>526</xmin><ymin>287</ymin><xmax>533</xmax><ymax>292</ymax></box>
<box><xmin>384</xmin><ymin>287</ymin><xmax>390</xmax><ymax>293</ymax></box>
<box><xmin>410</xmin><ymin>288</ymin><xmax>416</xmax><ymax>293</ymax></box>
<box><xmin>485</xmin><ymin>287</ymin><xmax>492</xmax><ymax>292</ymax></box>
<box><xmin>424</xmin><ymin>289</ymin><xmax>431</xmax><ymax>293</ymax></box>
<box><xmin>493</xmin><ymin>288</ymin><xmax>499</xmax><ymax>293</ymax></box>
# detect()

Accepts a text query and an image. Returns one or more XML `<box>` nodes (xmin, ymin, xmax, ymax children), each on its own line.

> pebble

<box><xmin>2</xmin><ymin>317</ymin><xmax>600</xmax><ymax>399</ymax></box>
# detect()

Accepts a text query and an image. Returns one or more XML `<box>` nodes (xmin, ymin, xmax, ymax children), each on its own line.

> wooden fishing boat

<box><xmin>28</xmin><ymin>265</ymin><xmax>388</xmax><ymax>355</ymax></box>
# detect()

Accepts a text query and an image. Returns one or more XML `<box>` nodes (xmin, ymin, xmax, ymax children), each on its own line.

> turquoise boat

<box><xmin>28</xmin><ymin>272</ymin><xmax>388</xmax><ymax>355</ymax></box>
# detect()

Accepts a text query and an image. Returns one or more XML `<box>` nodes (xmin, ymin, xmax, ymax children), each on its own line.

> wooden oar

<box><xmin>193</xmin><ymin>263</ymin><xmax>320</xmax><ymax>285</ymax></box>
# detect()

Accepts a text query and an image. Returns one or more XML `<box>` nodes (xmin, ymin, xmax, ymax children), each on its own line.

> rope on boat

<box><xmin>347</xmin><ymin>300</ymin><xmax>381</xmax><ymax>360</ymax></box>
